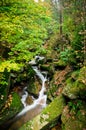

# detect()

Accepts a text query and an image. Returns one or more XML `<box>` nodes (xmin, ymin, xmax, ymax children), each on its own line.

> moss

<box><xmin>63</xmin><ymin>77</ymin><xmax>86</xmax><ymax>99</ymax></box>
<box><xmin>19</xmin><ymin>95</ymin><xmax>66</xmax><ymax>130</ymax></box>
<box><xmin>27</xmin><ymin>77</ymin><xmax>41</xmax><ymax>96</ymax></box>
<box><xmin>53</xmin><ymin>60</ymin><xmax>67</xmax><ymax>68</ymax></box>
<box><xmin>19</xmin><ymin>121</ymin><xmax>33</xmax><ymax>130</ymax></box>
<box><xmin>42</xmin><ymin>95</ymin><xmax>66</xmax><ymax>122</ymax></box>
<box><xmin>63</xmin><ymin>120</ymin><xmax>86</xmax><ymax>130</ymax></box>
<box><xmin>0</xmin><ymin>92</ymin><xmax>23</xmax><ymax>125</ymax></box>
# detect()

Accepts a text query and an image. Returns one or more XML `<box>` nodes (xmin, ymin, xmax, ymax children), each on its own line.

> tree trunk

<box><xmin>59</xmin><ymin>7</ymin><xmax>63</xmax><ymax>35</ymax></box>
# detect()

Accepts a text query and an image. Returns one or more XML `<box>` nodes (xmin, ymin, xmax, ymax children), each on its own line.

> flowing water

<box><xmin>7</xmin><ymin>58</ymin><xmax>47</xmax><ymax>130</ymax></box>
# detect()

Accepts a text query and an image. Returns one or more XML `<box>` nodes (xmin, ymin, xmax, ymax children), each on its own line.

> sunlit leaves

<box><xmin>0</xmin><ymin>61</ymin><xmax>22</xmax><ymax>72</ymax></box>
<box><xmin>0</xmin><ymin>0</ymin><xmax>54</xmax><ymax>62</ymax></box>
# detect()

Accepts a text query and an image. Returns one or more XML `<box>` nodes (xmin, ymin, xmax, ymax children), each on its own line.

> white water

<box><xmin>21</xmin><ymin>87</ymin><xmax>28</xmax><ymax>107</ymax></box>
<box><xmin>17</xmin><ymin>65</ymin><xmax>47</xmax><ymax>117</ymax></box>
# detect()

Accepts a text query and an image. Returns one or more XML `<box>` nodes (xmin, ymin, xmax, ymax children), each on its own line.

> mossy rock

<box><xmin>27</xmin><ymin>78</ymin><xmax>41</xmax><ymax>96</ymax></box>
<box><xmin>19</xmin><ymin>95</ymin><xmax>66</xmax><ymax>130</ymax></box>
<box><xmin>0</xmin><ymin>69</ymin><xmax>10</xmax><ymax>109</ymax></box>
<box><xmin>40</xmin><ymin>64</ymin><xmax>54</xmax><ymax>79</ymax></box>
<box><xmin>47</xmin><ymin>83</ymin><xmax>57</xmax><ymax>101</ymax></box>
<box><xmin>40</xmin><ymin>64</ymin><xmax>54</xmax><ymax>72</ymax></box>
<box><xmin>11</xmin><ymin>64</ymin><xmax>35</xmax><ymax>84</ymax></box>
<box><xmin>53</xmin><ymin>60</ymin><xmax>67</xmax><ymax>70</ymax></box>
<box><xmin>61</xmin><ymin>100</ymin><xmax>86</xmax><ymax>130</ymax></box>
<box><xmin>0</xmin><ymin>92</ymin><xmax>23</xmax><ymax>125</ymax></box>
<box><xmin>62</xmin><ymin>78</ymin><xmax>86</xmax><ymax>99</ymax></box>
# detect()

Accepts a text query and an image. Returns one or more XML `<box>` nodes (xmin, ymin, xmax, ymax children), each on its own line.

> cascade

<box><xmin>17</xmin><ymin>65</ymin><xmax>47</xmax><ymax>117</ymax></box>
<box><xmin>7</xmin><ymin>56</ymin><xmax>48</xmax><ymax>130</ymax></box>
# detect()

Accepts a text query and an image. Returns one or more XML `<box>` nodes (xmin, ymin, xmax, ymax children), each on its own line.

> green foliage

<box><xmin>61</xmin><ymin>0</ymin><xmax>85</xmax><ymax>66</ymax></box>
<box><xmin>60</xmin><ymin>48</ymin><xmax>76</xmax><ymax>65</ymax></box>
<box><xmin>0</xmin><ymin>69</ymin><xmax>10</xmax><ymax>109</ymax></box>
<box><xmin>0</xmin><ymin>60</ymin><xmax>22</xmax><ymax>72</ymax></box>
<box><xmin>68</xmin><ymin>100</ymin><xmax>82</xmax><ymax>112</ymax></box>
<box><xmin>0</xmin><ymin>0</ymin><xmax>55</xmax><ymax>62</ymax></box>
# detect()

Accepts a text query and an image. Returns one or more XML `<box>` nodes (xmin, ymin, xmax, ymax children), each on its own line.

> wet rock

<box><xmin>40</xmin><ymin>64</ymin><xmax>54</xmax><ymax>80</ymax></box>
<box><xmin>19</xmin><ymin>95</ymin><xmax>66</xmax><ymax>130</ymax></box>
<box><xmin>26</xmin><ymin>96</ymin><xmax>34</xmax><ymax>105</ymax></box>
<box><xmin>27</xmin><ymin>77</ymin><xmax>41</xmax><ymax>96</ymax></box>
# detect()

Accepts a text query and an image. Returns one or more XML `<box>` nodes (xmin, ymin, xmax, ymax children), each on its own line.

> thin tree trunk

<box><xmin>59</xmin><ymin>0</ymin><xmax>63</xmax><ymax>35</ymax></box>
<box><xmin>59</xmin><ymin>7</ymin><xmax>63</xmax><ymax>35</ymax></box>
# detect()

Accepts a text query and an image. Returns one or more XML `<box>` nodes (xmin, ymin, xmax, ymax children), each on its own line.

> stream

<box><xmin>8</xmin><ymin>57</ymin><xmax>48</xmax><ymax>130</ymax></box>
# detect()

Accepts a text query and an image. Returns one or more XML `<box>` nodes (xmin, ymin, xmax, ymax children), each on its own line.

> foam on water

<box><xmin>17</xmin><ymin>63</ymin><xmax>47</xmax><ymax>117</ymax></box>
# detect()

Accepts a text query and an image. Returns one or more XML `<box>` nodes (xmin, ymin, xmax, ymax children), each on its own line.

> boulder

<box><xmin>19</xmin><ymin>95</ymin><xmax>66</xmax><ymax>130</ymax></box>
<box><xmin>62</xmin><ymin>78</ymin><xmax>86</xmax><ymax>99</ymax></box>
<box><xmin>27</xmin><ymin>77</ymin><xmax>41</xmax><ymax>97</ymax></box>
<box><xmin>63</xmin><ymin>66</ymin><xmax>86</xmax><ymax>99</ymax></box>
<box><xmin>0</xmin><ymin>92</ymin><xmax>23</xmax><ymax>125</ymax></box>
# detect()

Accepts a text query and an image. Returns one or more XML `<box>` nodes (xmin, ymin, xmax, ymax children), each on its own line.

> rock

<box><xmin>26</xmin><ymin>96</ymin><xmax>34</xmax><ymax>105</ymax></box>
<box><xmin>61</xmin><ymin>100</ymin><xmax>86</xmax><ymax>130</ymax></box>
<box><xmin>29</xmin><ymin>59</ymin><xmax>36</xmax><ymax>65</ymax></box>
<box><xmin>62</xmin><ymin>66</ymin><xmax>86</xmax><ymax>99</ymax></box>
<box><xmin>0</xmin><ymin>92</ymin><xmax>23</xmax><ymax>126</ymax></box>
<box><xmin>35</xmin><ymin>56</ymin><xmax>45</xmax><ymax>65</ymax></box>
<box><xmin>27</xmin><ymin>77</ymin><xmax>41</xmax><ymax>96</ymax></box>
<box><xmin>47</xmin><ymin>66</ymin><xmax>72</xmax><ymax>101</ymax></box>
<box><xmin>53</xmin><ymin>60</ymin><xmax>67</xmax><ymax>69</ymax></box>
<box><xmin>62</xmin><ymin>77</ymin><xmax>86</xmax><ymax>99</ymax></box>
<box><xmin>40</xmin><ymin>64</ymin><xmax>54</xmax><ymax>79</ymax></box>
<box><xmin>19</xmin><ymin>95</ymin><xmax>66</xmax><ymax>130</ymax></box>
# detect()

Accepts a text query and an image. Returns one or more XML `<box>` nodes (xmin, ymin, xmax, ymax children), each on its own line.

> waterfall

<box><xmin>17</xmin><ymin>57</ymin><xmax>47</xmax><ymax>117</ymax></box>
<box><xmin>6</xmin><ymin>56</ymin><xmax>48</xmax><ymax>130</ymax></box>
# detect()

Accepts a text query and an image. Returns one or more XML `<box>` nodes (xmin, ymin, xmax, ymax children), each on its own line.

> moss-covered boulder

<box><xmin>63</xmin><ymin>77</ymin><xmax>86</xmax><ymax>99</ymax></box>
<box><xmin>61</xmin><ymin>100</ymin><xmax>86</xmax><ymax>130</ymax></box>
<box><xmin>53</xmin><ymin>60</ymin><xmax>67</xmax><ymax>69</ymax></box>
<box><xmin>27</xmin><ymin>78</ymin><xmax>41</xmax><ymax>96</ymax></box>
<box><xmin>19</xmin><ymin>95</ymin><xmax>66</xmax><ymax>130</ymax></box>
<box><xmin>63</xmin><ymin>66</ymin><xmax>86</xmax><ymax>99</ymax></box>
<box><xmin>0</xmin><ymin>69</ymin><xmax>10</xmax><ymax>109</ymax></box>
<box><xmin>0</xmin><ymin>92</ymin><xmax>23</xmax><ymax>125</ymax></box>
<box><xmin>40</xmin><ymin>64</ymin><xmax>54</xmax><ymax>73</ymax></box>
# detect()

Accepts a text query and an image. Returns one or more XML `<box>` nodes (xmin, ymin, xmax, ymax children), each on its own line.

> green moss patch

<box><xmin>0</xmin><ymin>92</ymin><xmax>23</xmax><ymax>125</ymax></box>
<box><xmin>19</xmin><ymin>95</ymin><xmax>66</xmax><ymax>130</ymax></box>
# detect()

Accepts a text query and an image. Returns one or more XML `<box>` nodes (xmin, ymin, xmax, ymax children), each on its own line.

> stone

<box><xmin>19</xmin><ymin>95</ymin><xmax>66</xmax><ymax>130</ymax></box>
<box><xmin>62</xmin><ymin>78</ymin><xmax>86</xmax><ymax>99</ymax></box>
<box><xmin>27</xmin><ymin>77</ymin><xmax>41</xmax><ymax>96</ymax></box>
<box><xmin>0</xmin><ymin>92</ymin><xmax>23</xmax><ymax>126</ymax></box>
<box><xmin>26</xmin><ymin>96</ymin><xmax>34</xmax><ymax>105</ymax></box>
